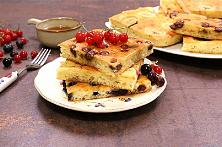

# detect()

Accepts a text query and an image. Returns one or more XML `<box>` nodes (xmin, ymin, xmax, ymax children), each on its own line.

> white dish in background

<box><xmin>34</xmin><ymin>57</ymin><xmax>167</xmax><ymax>113</ymax></box>
<box><xmin>105</xmin><ymin>21</ymin><xmax>222</xmax><ymax>59</ymax></box>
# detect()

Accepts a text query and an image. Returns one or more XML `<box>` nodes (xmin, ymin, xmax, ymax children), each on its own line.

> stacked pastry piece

<box><xmin>109</xmin><ymin>0</ymin><xmax>222</xmax><ymax>54</ymax></box>
<box><xmin>160</xmin><ymin>0</ymin><xmax>222</xmax><ymax>54</ymax></box>
<box><xmin>56</xmin><ymin>30</ymin><xmax>154</xmax><ymax>101</ymax></box>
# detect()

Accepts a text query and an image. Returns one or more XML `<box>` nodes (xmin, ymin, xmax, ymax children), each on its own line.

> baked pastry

<box><xmin>59</xmin><ymin>37</ymin><xmax>153</xmax><ymax>76</ymax></box>
<box><xmin>57</xmin><ymin>60</ymin><xmax>143</xmax><ymax>90</ymax></box>
<box><xmin>182</xmin><ymin>36</ymin><xmax>222</xmax><ymax>54</ymax></box>
<box><xmin>177</xmin><ymin>0</ymin><xmax>222</xmax><ymax>18</ymax></box>
<box><xmin>170</xmin><ymin>13</ymin><xmax>222</xmax><ymax>40</ymax></box>
<box><xmin>109</xmin><ymin>7</ymin><xmax>182</xmax><ymax>47</ymax></box>
<box><xmin>63</xmin><ymin>75</ymin><xmax>151</xmax><ymax>101</ymax></box>
<box><xmin>160</xmin><ymin>0</ymin><xmax>183</xmax><ymax>17</ymax></box>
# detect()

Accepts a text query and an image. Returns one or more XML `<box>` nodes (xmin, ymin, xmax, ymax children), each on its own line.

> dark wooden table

<box><xmin>1</xmin><ymin>0</ymin><xmax>222</xmax><ymax>146</ymax></box>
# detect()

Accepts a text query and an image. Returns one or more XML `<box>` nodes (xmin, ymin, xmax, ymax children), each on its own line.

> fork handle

<box><xmin>0</xmin><ymin>71</ymin><xmax>18</xmax><ymax>93</ymax></box>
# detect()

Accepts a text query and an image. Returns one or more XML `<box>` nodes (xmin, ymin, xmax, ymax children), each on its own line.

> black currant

<box><xmin>10</xmin><ymin>51</ymin><xmax>19</xmax><ymax>58</ymax></box>
<box><xmin>156</xmin><ymin>75</ymin><xmax>165</xmax><ymax>87</ymax></box>
<box><xmin>16</xmin><ymin>39</ymin><xmax>24</xmax><ymax>49</ymax></box>
<box><xmin>147</xmin><ymin>71</ymin><xmax>158</xmax><ymax>85</ymax></box>
<box><xmin>3</xmin><ymin>44</ymin><xmax>13</xmax><ymax>53</ymax></box>
<box><xmin>2</xmin><ymin>58</ymin><xmax>12</xmax><ymax>67</ymax></box>
<box><xmin>141</xmin><ymin>64</ymin><xmax>152</xmax><ymax>75</ymax></box>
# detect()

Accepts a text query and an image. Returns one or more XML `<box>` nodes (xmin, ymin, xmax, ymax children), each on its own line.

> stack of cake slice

<box><xmin>56</xmin><ymin>32</ymin><xmax>154</xmax><ymax>101</ymax></box>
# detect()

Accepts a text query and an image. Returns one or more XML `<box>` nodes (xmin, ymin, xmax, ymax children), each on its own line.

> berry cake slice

<box><xmin>57</xmin><ymin>60</ymin><xmax>143</xmax><ymax>90</ymax></box>
<box><xmin>59</xmin><ymin>37</ymin><xmax>153</xmax><ymax>76</ymax></box>
<box><xmin>62</xmin><ymin>75</ymin><xmax>151</xmax><ymax>101</ymax></box>
<box><xmin>170</xmin><ymin>13</ymin><xmax>222</xmax><ymax>40</ymax></box>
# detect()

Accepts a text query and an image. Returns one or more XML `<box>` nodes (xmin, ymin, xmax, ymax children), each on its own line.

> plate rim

<box><xmin>34</xmin><ymin>57</ymin><xmax>167</xmax><ymax>113</ymax></box>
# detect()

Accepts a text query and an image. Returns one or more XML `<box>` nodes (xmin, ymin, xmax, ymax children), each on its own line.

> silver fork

<box><xmin>0</xmin><ymin>48</ymin><xmax>51</xmax><ymax>93</ymax></box>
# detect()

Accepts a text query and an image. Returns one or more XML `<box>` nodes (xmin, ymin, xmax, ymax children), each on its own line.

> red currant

<box><xmin>0</xmin><ymin>50</ymin><xmax>3</xmax><ymax>58</ymax></box>
<box><xmin>109</xmin><ymin>33</ymin><xmax>119</xmax><ymax>45</ymax></box>
<box><xmin>4</xmin><ymin>29</ymin><xmax>13</xmax><ymax>37</ymax></box>
<box><xmin>93</xmin><ymin>32</ymin><xmax>103</xmax><ymax>44</ymax></box>
<box><xmin>16</xmin><ymin>30</ymin><xmax>23</xmax><ymax>37</ymax></box>
<box><xmin>3</xmin><ymin>34</ymin><xmax>12</xmax><ymax>44</ymax></box>
<box><xmin>85</xmin><ymin>37</ymin><xmax>94</xmax><ymax>45</ymax></box>
<box><xmin>0</xmin><ymin>38</ymin><xmax>5</xmax><ymax>46</ymax></box>
<box><xmin>11</xmin><ymin>33</ymin><xmax>18</xmax><ymax>41</ymax></box>
<box><xmin>20</xmin><ymin>50</ymin><xmax>28</xmax><ymax>60</ymax></box>
<box><xmin>31</xmin><ymin>50</ymin><xmax>38</xmax><ymax>59</ymax></box>
<box><xmin>21</xmin><ymin>37</ymin><xmax>28</xmax><ymax>44</ymax></box>
<box><xmin>152</xmin><ymin>64</ymin><xmax>163</xmax><ymax>74</ymax></box>
<box><xmin>104</xmin><ymin>31</ymin><xmax>112</xmax><ymax>40</ymax></box>
<box><xmin>14</xmin><ymin>55</ymin><xmax>21</xmax><ymax>63</ymax></box>
<box><xmin>75</xmin><ymin>32</ymin><xmax>86</xmax><ymax>42</ymax></box>
<box><xmin>119</xmin><ymin>33</ymin><xmax>128</xmax><ymax>43</ymax></box>
<box><xmin>86</xmin><ymin>31</ymin><xmax>95</xmax><ymax>38</ymax></box>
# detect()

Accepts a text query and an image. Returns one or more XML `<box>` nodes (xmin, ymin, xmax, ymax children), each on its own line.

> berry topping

<box><xmin>11</xmin><ymin>33</ymin><xmax>18</xmax><ymax>41</ymax></box>
<box><xmin>152</xmin><ymin>64</ymin><xmax>163</xmax><ymax>74</ymax></box>
<box><xmin>14</xmin><ymin>55</ymin><xmax>21</xmax><ymax>63</ymax></box>
<box><xmin>19</xmin><ymin>50</ymin><xmax>28</xmax><ymax>59</ymax></box>
<box><xmin>104</xmin><ymin>31</ymin><xmax>112</xmax><ymax>40</ymax></box>
<box><xmin>141</xmin><ymin>64</ymin><xmax>152</xmax><ymax>75</ymax></box>
<box><xmin>109</xmin><ymin>33</ymin><xmax>119</xmax><ymax>45</ymax></box>
<box><xmin>3</xmin><ymin>44</ymin><xmax>13</xmax><ymax>53</ymax></box>
<box><xmin>120</xmin><ymin>44</ymin><xmax>129</xmax><ymax>51</ymax></box>
<box><xmin>75</xmin><ymin>32</ymin><xmax>86</xmax><ymax>42</ymax></box>
<box><xmin>85</xmin><ymin>37</ymin><xmax>94</xmax><ymax>46</ymax></box>
<box><xmin>119</xmin><ymin>33</ymin><xmax>128</xmax><ymax>43</ymax></box>
<box><xmin>31</xmin><ymin>50</ymin><xmax>38</xmax><ymax>59</ymax></box>
<box><xmin>147</xmin><ymin>71</ymin><xmax>158</xmax><ymax>85</ymax></box>
<box><xmin>2</xmin><ymin>58</ymin><xmax>12</xmax><ymax>67</ymax></box>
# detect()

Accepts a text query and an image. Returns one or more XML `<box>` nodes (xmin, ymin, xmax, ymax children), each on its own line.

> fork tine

<box><xmin>39</xmin><ymin>49</ymin><xmax>51</xmax><ymax>66</ymax></box>
<box><xmin>36</xmin><ymin>49</ymin><xmax>49</xmax><ymax>65</ymax></box>
<box><xmin>31</xmin><ymin>48</ymin><xmax>45</xmax><ymax>64</ymax></box>
<box><xmin>33</xmin><ymin>49</ymin><xmax>48</xmax><ymax>65</ymax></box>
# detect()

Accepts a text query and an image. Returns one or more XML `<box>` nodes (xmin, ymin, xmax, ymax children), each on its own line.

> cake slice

<box><xmin>177</xmin><ymin>0</ymin><xmax>222</xmax><ymax>18</ymax></box>
<box><xmin>160</xmin><ymin>0</ymin><xmax>183</xmax><ymax>17</ymax></box>
<box><xmin>170</xmin><ymin>13</ymin><xmax>222</xmax><ymax>40</ymax></box>
<box><xmin>63</xmin><ymin>75</ymin><xmax>151</xmax><ymax>101</ymax></box>
<box><xmin>57</xmin><ymin>59</ymin><xmax>143</xmax><ymax>90</ymax></box>
<box><xmin>109</xmin><ymin>7</ymin><xmax>182</xmax><ymax>47</ymax></box>
<box><xmin>182</xmin><ymin>36</ymin><xmax>222</xmax><ymax>54</ymax></box>
<box><xmin>59</xmin><ymin>37</ymin><xmax>153</xmax><ymax>76</ymax></box>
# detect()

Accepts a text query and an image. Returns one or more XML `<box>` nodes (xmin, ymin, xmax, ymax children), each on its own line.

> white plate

<box><xmin>105</xmin><ymin>21</ymin><xmax>222</xmax><ymax>59</ymax></box>
<box><xmin>34</xmin><ymin>57</ymin><xmax>167</xmax><ymax>113</ymax></box>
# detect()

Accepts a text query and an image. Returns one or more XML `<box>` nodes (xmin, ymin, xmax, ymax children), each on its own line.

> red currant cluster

<box><xmin>0</xmin><ymin>27</ymin><xmax>38</xmax><ymax>67</ymax></box>
<box><xmin>75</xmin><ymin>30</ymin><xmax>128</xmax><ymax>48</ymax></box>
<box><xmin>0</xmin><ymin>28</ymin><xmax>27</xmax><ymax>46</ymax></box>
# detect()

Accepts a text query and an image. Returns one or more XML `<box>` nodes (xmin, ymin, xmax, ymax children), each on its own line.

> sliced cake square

<box><xmin>59</xmin><ymin>37</ymin><xmax>153</xmax><ymax>76</ymax></box>
<box><xmin>170</xmin><ymin>13</ymin><xmax>222</xmax><ymax>40</ymax></box>
<box><xmin>57</xmin><ymin>59</ymin><xmax>144</xmax><ymax>90</ymax></box>
<box><xmin>160</xmin><ymin>0</ymin><xmax>183</xmax><ymax>17</ymax></box>
<box><xmin>177</xmin><ymin>0</ymin><xmax>222</xmax><ymax>18</ymax></box>
<box><xmin>109</xmin><ymin>7</ymin><xmax>182</xmax><ymax>47</ymax></box>
<box><xmin>182</xmin><ymin>36</ymin><xmax>222</xmax><ymax>54</ymax></box>
<box><xmin>63</xmin><ymin>75</ymin><xmax>151</xmax><ymax>101</ymax></box>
